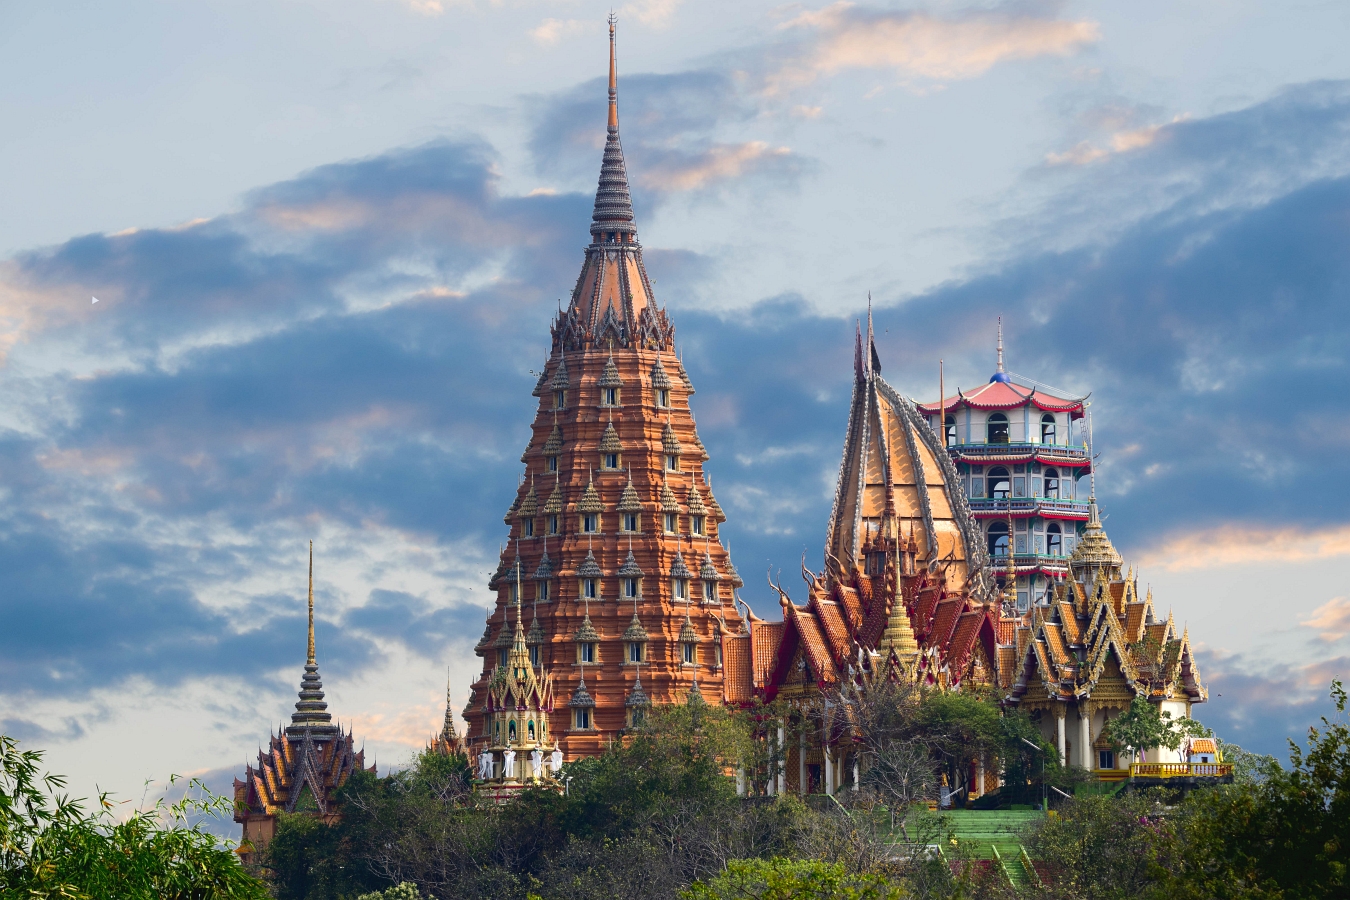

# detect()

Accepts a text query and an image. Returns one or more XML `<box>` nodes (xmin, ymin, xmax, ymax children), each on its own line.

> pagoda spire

<box><xmin>591</xmin><ymin>14</ymin><xmax>637</xmax><ymax>245</ymax></box>
<box><xmin>287</xmin><ymin>542</ymin><xmax>338</xmax><ymax>741</ymax></box>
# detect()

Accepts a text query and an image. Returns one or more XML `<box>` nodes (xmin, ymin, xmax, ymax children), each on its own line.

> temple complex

<box><xmin>233</xmin><ymin>544</ymin><xmax>373</xmax><ymax>862</ymax></box>
<box><xmin>466</xmin><ymin>18</ymin><xmax>743</xmax><ymax>770</ymax></box>
<box><xmin>917</xmin><ymin>322</ymin><xmax>1090</xmax><ymax>612</ymax></box>
<box><xmin>717</xmin><ymin>320</ymin><xmax>1209</xmax><ymax>798</ymax></box>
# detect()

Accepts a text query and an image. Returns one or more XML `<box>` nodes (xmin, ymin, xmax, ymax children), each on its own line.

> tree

<box><xmin>1024</xmin><ymin>790</ymin><xmax>1178</xmax><ymax>900</ymax></box>
<box><xmin>1101</xmin><ymin>697</ymin><xmax>1209</xmax><ymax>763</ymax></box>
<box><xmin>1158</xmin><ymin>679</ymin><xmax>1348</xmax><ymax>900</ymax></box>
<box><xmin>680</xmin><ymin>858</ymin><xmax>904</xmax><ymax>900</ymax></box>
<box><xmin>0</xmin><ymin>733</ymin><xmax>268</xmax><ymax>900</ymax></box>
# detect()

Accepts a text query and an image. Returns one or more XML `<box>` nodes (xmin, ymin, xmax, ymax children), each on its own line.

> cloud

<box><xmin>639</xmin><ymin>141</ymin><xmax>798</xmax><ymax>192</ymax></box>
<box><xmin>766</xmin><ymin>2</ymin><xmax>1099</xmax><ymax>94</ymax></box>
<box><xmin>1045</xmin><ymin>117</ymin><xmax>1187</xmax><ymax>166</ymax></box>
<box><xmin>531</xmin><ymin>18</ymin><xmax>590</xmax><ymax>46</ymax></box>
<box><xmin>343</xmin><ymin>589</ymin><xmax>489</xmax><ymax>658</ymax></box>
<box><xmin>1193</xmin><ymin>648</ymin><xmax>1345</xmax><ymax>757</ymax></box>
<box><xmin>1302</xmin><ymin>597</ymin><xmax>1350</xmax><ymax>643</ymax></box>
<box><xmin>1137</xmin><ymin>524</ymin><xmax>1350</xmax><ymax>572</ymax></box>
<box><xmin>620</xmin><ymin>0</ymin><xmax>683</xmax><ymax>29</ymax></box>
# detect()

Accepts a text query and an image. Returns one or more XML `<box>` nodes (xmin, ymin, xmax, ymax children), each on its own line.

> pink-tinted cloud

<box><xmin>1302</xmin><ymin>596</ymin><xmax>1350</xmax><ymax>642</ymax></box>
<box><xmin>639</xmin><ymin>141</ymin><xmax>794</xmax><ymax>192</ymax></box>
<box><xmin>1046</xmin><ymin>116</ymin><xmax>1188</xmax><ymax>166</ymax></box>
<box><xmin>766</xmin><ymin>2</ymin><xmax>1099</xmax><ymax>94</ymax></box>
<box><xmin>1137</xmin><ymin>523</ymin><xmax>1350</xmax><ymax>572</ymax></box>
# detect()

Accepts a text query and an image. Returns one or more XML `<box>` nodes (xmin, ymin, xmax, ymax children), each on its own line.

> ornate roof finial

<box><xmin>990</xmin><ymin>317</ymin><xmax>1010</xmax><ymax>383</ymax></box>
<box><xmin>590</xmin><ymin>16</ymin><xmax>636</xmax><ymax>244</ymax></box>
<box><xmin>307</xmin><ymin>540</ymin><xmax>315</xmax><ymax>666</ymax></box>
<box><xmin>608</xmin><ymin>13</ymin><xmax>618</xmax><ymax>130</ymax></box>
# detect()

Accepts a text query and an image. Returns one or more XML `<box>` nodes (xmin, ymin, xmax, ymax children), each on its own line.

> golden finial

<box><xmin>306</xmin><ymin>540</ymin><xmax>316</xmax><ymax>666</ymax></box>
<box><xmin>608</xmin><ymin>13</ymin><xmax>619</xmax><ymax>131</ymax></box>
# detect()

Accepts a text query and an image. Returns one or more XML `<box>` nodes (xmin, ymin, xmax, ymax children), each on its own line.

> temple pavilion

<box><xmin>233</xmin><ymin>544</ymin><xmax>373</xmax><ymax>862</ymax></box>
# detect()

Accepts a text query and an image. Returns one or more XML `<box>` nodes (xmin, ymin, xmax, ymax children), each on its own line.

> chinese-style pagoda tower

<box><xmin>233</xmin><ymin>544</ymin><xmax>373</xmax><ymax>861</ymax></box>
<box><xmin>917</xmin><ymin>321</ymin><xmax>1090</xmax><ymax>612</ymax></box>
<box><xmin>466</xmin><ymin>18</ymin><xmax>743</xmax><ymax>761</ymax></box>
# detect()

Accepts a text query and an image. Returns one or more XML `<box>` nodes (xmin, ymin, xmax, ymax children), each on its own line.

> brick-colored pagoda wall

<box><xmin>467</xmin><ymin>338</ymin><xmax>744</xmax><ymax>759</ymax></box>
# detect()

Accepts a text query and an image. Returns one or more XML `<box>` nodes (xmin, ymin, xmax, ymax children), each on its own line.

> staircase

<box><xmin>938</xmin><ymin>810</ymin><xmax>1042</xmax><ymax>888</ymax></box>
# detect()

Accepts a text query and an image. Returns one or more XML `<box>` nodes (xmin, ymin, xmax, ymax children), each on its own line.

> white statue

<box><xmin>550</xmin><ymin>746</ymin><xmax>564</xmax><ymax>775</ymax></box>
<box><xmin>502</xmin><ymin>748</ymin><xmax>517</xmax><ymax>781</ymax></box>
<box><xmin>530</xmin><ymin>748</ymin><xmax>544</xmax><ymax>780</ymax></box>
<box><xmin>478</xmin><ymin>750</ymin><xmax>493</xmax><ymax>781</ymax></box>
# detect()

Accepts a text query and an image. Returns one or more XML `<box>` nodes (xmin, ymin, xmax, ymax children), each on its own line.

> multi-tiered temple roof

<box><xmin>234</xmin><ymin>544</ymin><xmax>372</xmax><ymax>858</ymax></box>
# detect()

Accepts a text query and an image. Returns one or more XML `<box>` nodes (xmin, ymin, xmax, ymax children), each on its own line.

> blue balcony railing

<box><xmin>968</xmin><ymin>497</ymin><xmax>1089</xmax><ymax>518</ymax></box>
<box><xmin>947</xmin><ymin>442</ymin><xmax>1090</xmax><ymax>463</ymax></box>
<box><xmin>988</xmin><ymin>552</ymin><xmax>1074</xmax><ymax>570</ymax></box>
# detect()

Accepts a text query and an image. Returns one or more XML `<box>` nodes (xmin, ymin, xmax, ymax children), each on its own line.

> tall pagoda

<box><xmin>233</xmin><ymin>544</ymin><xmax>373</xmax><ymax>861</ymax></box>
<box><xmin>466</xmin><ymin>18</ymin><xmax>744</xmax><ymax>763</ymax></box>
<box><xmin>917</xmin><ymin>321</ymin><xmax>1091</xmax><ymax>612</ymax></box>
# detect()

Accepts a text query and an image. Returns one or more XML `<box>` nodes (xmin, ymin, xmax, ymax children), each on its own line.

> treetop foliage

<box><xmin>0</xmin><ymin>733</ymin><xmax>267</xmax><ymax>900</ymax></box>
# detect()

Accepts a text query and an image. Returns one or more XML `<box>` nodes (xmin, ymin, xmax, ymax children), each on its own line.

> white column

<box><xmin>736</xmin><ymin>766</ymin><xmax>746</xmax><ymax>797</ymax></box>
<box><xmin>1056</xmin><ymin>712</ymin><xmax>1067</xmax><ymax>766</ymax></box>
<box><xmin>1079</xmin><ymin>708</ymin><xmax>1093</xmax><ymax>770</ymax></box>
<box><xmin>852</xmin><ymin>758</ymin><xmax>860</xmax><ymax>793</ymax></box>
<box><xmin>975</xmin><ymin>757</ymin><xmax>985</xmax><ymax>798</ymax></box>
<box><xmin>777</xmin><ymin>720</ymin><xmax>787</xmax><ymax>796</ymax></box>
<box><xmin>825</xmin><ymin>747</ymin><xmax>835</xmax><ymax>796</ymax></box>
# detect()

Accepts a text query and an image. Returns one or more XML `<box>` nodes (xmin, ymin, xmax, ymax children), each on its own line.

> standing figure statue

<box><xmin>502</xmin><ymin>748</ymin><xmax>517</xmax><ymax>781</ymax></box>
<box><xmin>530</xmin><ymin>748</ymin><xmax>544</xmax><ymax>781</ymax></box>
<box><xmin>550</xmin><ymin>746</ymin><xmax>564</xmax><ymax>775</ymax></box>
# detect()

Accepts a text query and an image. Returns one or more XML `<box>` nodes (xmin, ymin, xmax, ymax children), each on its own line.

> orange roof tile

<box><xmin>1190</xmin><ymin>738</ymin><xmax>1216</xmax><ymax>754</ymax></box>
<box><xmin>947</xmin><ymin>611</ymin><xmax>984</xmax><ymax>675</ymax></box>
<box><xmin>790</xmin><ymin>607</ymin><xmax>839</xmax><ymax>683</ymax></box>
<box><xmin>813</xmin><ymin>598</ymin><xmax>851</xmax><ymax>662</ymax></box>
<box><xmin>996</xmin><ymin>618</ymin><xmax>1015</xmax><ymax>646</ymax></box>
<box><xmin>751</xmin><ymin>621</ymin><xmax>783</xmax><ymax>687</ymax></box>
<box><xmin>835</xmin><ymin>585</ymin><xmax>864</xmax><ymax>631</ymax></box>
<box><xmin>722</xmin><ymin>633</ymin><xmax>754</xmax><ymax>703</ymax></box>
<box><xmin>997</xmin><ymin>645</ymin><xmax>1016</xmax><ymax>689</ymax></box>
<box><xmin>1042</xmin><ymin>623</ymin><xmax>1071</xmax><ymax>670</ymax></box>
<box><xmin>929</xmin><ymin>598</ymin><xmax>963</xmax><ymax>649</ymax></box>
<box><xmin>1058</xmin><ymin>603</ymin><xmax>1082</xmax><ymax>644</ymax></box>
<box><xmin>1125</xmin><ymin>603</ymin><xmax>1147</xmax><ymax>642</ymax></box>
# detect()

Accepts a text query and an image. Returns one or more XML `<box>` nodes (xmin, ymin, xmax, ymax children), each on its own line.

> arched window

<box><xmin>988</xmin><ymin>467</ymin><xmax>1011</xmax><ymax>499</ymax></box>
<box><xmin>1044</xmin><ymin>468</ymin><xmax>1059</xmax><ymax>499</ymax></box>
<box><xmin>1047</xmin><ymin>522</ymin><xmax>1062</xmax><ymax>556</ymax></box>
<box><xmin>944</xmin><ymin>414</ymin><xmax>956</xmax><ymax>446</ymax></box>
<box><xmin>988</xmin><ymin>521</ymin><xmax>1009</xmax><ymax>557</ymax></box>
<box><xmin>508</xmin><ymin>720</ymin><xmax>517</xmax><ymax>742</ymax></box>
<box><xmin>987</xmin><ymin>413</ymin><xmax>1009</xmax><ymax>444</ymax></box>
<box><xmin>1041</xmin><ymin>413</ymin><xmax>1056</xmax><ymax>444</ymax></box>
<box><xmin>528</xmin><ymin>720</ymin><xmax>536</xmax><ymax>741</ymax></box>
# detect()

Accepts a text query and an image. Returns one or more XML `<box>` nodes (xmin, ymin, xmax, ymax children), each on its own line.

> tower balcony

<box><xmin>989</xmin><ymin>551</ymin><xmax>1073</xmax><ymax>576</ymax></box>
<box><xmin>947</xmin><ymin>442</ymin><xmax>1091</xmax><ymax>468</ymax></box>
<box><xmin>968</xmin><ymin>497</ymin><xmax>1090</xmax><ymax>520</ymax></box>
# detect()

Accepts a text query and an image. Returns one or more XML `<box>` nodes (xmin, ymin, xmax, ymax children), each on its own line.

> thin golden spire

<box><xmin>608</xmin><ymin>13</ymin><xmax>619</xmax><ymax>131</ymax></box>
<box><xmin>306</xmin><ymin>540</ymin><xmax>316</xmax><ymax>666</ymax></box>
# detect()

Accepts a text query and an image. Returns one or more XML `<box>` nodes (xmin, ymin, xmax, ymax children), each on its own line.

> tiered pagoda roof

<box><xmin>234</xmin><ymin>545</ymin><xmax>373</xmax><ymax>855</ymax></box>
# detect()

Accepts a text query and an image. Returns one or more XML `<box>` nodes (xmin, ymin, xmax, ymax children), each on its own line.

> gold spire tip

<box><xmin>306</xmin><ymin>540</ymin><xmax>316</xmax><ymax>666</ymax></box>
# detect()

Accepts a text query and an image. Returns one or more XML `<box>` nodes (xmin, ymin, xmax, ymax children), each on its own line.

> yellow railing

<box><xmin>1129</xmin><ymin>763</ymin><xmax>1233</xmax><ymax>778</ymax></box>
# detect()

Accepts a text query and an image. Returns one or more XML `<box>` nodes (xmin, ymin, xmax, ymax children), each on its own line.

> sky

<box><xmin>1</xmin><ymin>0</ymin><xmax>1348</xmax><ymax>821</ymax></box>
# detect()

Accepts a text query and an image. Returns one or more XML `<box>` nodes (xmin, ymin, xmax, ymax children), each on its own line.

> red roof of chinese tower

<box><xmin>918</xmin><ymin>378</ymin><xmax>1087</xmax><ymax>417</ymax></box>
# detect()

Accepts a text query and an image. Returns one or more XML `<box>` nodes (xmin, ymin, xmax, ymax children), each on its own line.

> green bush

<box><xmin>681</xmin><ymin>858</ymin><xmax>904</xmax><ymax>900</ymax></box>
<box><xmin>0</xmin><ymin>734</ymin><xmax>268</xmax><ymax>900</ymax></box>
